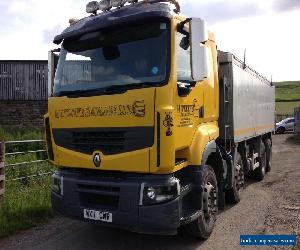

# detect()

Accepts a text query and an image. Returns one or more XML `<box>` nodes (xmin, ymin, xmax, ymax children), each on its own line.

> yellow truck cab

<box><xmin>46</xmin><ymin>0</ymin><xmax>275</xmax><ymax>238</ymax></box>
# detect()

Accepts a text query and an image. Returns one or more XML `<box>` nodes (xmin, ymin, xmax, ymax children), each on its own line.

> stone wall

<box><xmin>0</xmin><ymin>101</ymin><xmax>48</xmax><ymax>128</ymax></box>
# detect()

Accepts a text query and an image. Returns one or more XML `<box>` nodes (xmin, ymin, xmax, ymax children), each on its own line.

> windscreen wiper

<box><xmin>55</xmin><ymin>87</ymin><xmax>126</xmax><ymax>98</ymax></box>
<box><xmin>105</xmin><ymin>83</ymin><xmax>148</xmax><ymax>91</ymax></box>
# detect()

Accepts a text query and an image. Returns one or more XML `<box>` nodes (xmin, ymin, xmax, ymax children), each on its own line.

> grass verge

<box><xmin>0</xmin><ymin>177</ymin><xmax>53</xmax><ymax>238</ymax></box>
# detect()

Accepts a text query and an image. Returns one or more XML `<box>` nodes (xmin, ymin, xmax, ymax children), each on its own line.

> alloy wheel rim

<box><xmin>203</xmin><ymin>181</ymin><xmax>217</xmax><ymax>222</ymax></box>
<box><xmin>235</xmin><ymin>162</ymin><xmax>244</xmax><ymax>192</ymax></box>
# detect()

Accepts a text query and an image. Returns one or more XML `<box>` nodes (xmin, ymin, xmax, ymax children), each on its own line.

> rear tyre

<box><xmin>226</xmin><ymin>152</ymin><xmax>245</xmax><ymax>203</ymax></box>
<box><xmin>253</xmin><ymin>142</ymin><xmax>266</xmax><ymax>181</ymax></box>
<box><xmin>264</xmin><ymin>139</ymin><xmax>272</xmax><ymax>172</ymax></box>
<box><xmin>185</xmin><ymin>165</ymin><xmax>218</xmax><ymax>239</ymax></box>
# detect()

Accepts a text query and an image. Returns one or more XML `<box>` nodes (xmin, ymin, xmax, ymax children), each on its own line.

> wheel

<box><xmin>253</xmin><ymin>141</ymin><xmax>266</xmax><ymax>181</ymax></box>
<box><xmin>226</xmin><ymin>152</ymin><xmax>245</xmax><ymax>203</ymax></box>
<box><xmin>277</xmin><ymin>127</ymin><xmax>285</xmax><ymax>134</ymax></box>
<box><xmin>185</xmin><ymin>165</ymin><xmax>218</xmax><ymax>239</ymax></box>
<box><xmin>264</xmin><ymin>139</ymin><xmax>272</xmax><ymax>172</ymax></box>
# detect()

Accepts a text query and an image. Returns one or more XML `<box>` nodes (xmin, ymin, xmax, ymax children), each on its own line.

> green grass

<box><xmin>275</xmin><ymin>81</ymin><xmax>300</xmax><ymax>86</ymax></box>
<box><xmin>0</xmin><ymin>127</ymin><xmax>44</xmax><ymax>141</ymax></box>
<box><xmin>0</xmin><ymin>127</ymin><xmax>54</xmax><ymax>238</ymax></box>
<box><xmin>0</xmin><ymin>178</ymin><xmax>53</xmax><ymax>238</ymax></box>
<box><xmin>275</xmin><ymin>81</ymin><xmax>300</xmax><ymax>101</ymax></box>
<box><xmin>275</xmin><ymin>81</ymin><xmax>300</xmax><ymax>115</ymax></box>
<box><xmin>276</xmin><ymin>101</ymin><xmax>300</xmax><ymax>115</ymax></box>
<box><xmin>276</xmin><ymin>84</ymin><xmax>300</xmax><ymax>101</ymax></box>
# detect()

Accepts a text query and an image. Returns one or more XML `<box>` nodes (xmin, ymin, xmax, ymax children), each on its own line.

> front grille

<box><xmin>73</xmin><ymin>131</ymin><xmax>125</xmax><ymax>155</ymax></box>
<box><xmin>52</xmin><ymin>127</ymin><xmax>154</xmax><ymax>155</ymax></box>
<box><xmin>78</xmin><ymin>184</ymin><xmax>120</xmax><ymax>193</ymax></box>
<box><xmin>78</xmin><ymin>184</ymin><xmax>120</xmax><ymax>210</ymax></box>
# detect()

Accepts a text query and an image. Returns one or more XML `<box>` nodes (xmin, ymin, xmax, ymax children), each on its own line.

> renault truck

<box><xmin>46</xmin><ymin>0</ymin><xmax>275</xmax><ymax>239</ymax></box>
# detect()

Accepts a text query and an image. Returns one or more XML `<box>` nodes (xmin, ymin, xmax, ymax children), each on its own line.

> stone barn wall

<box><xmin>0</xmin><ymin>101</ymin><xmax>47</xmax><ymax>128</ymax></box>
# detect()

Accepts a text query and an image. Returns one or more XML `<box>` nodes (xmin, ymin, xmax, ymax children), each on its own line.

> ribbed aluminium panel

<box><xmin>218</xmin><ymin>51</ymin><xmax>275</xmax><ymax>142</ymax></box>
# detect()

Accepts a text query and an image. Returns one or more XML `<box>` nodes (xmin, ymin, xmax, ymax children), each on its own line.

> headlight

<box><xmin>52</xmin><ymin>172</ymin><xmax>63</xmax><ymax>196</ymax></box>
<box><xmin>139</xmin><ymin>178</ymin><xmax>180</xmax><ymax>205</ymax></box>
<box><xmin>99</xmin><ymin>0</ymin><xmax>112</xmax><ymax>11</ymax></box>
<box><xmin>111</xmin><ymin>0</ymin><xmax>127</xmax><ymax>7</ymax></box>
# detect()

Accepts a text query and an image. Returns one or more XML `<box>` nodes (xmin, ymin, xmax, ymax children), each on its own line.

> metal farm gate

<box><xmin>0</xmin><ymin>61</ymin><xmax>48</xmax><ymax>101</ymax></box>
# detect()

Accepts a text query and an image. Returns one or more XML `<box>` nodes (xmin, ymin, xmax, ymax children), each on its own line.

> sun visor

<box><xmin>53</xmin><ymin>3</ymin><xmax>172</xmax><ymax>45</ymax></box>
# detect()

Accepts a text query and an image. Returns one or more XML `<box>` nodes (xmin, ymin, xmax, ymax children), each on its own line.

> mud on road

<box><xmin>1</xmin><ymin>134</ymin><xmax>299</xmax><ymax>250</ymax></box>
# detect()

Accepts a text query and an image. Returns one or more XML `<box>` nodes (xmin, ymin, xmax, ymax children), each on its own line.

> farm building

<box><xmin>0</xmin><ymin>60</ymin><xmax>48</xmax><ymax>128</ymax></box>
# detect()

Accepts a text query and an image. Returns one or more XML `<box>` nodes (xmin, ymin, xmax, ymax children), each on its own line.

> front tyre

<box><xmin>185</xmin><ymin>165</ymin><xmax>218</xmax><ymax>239</ymax></box>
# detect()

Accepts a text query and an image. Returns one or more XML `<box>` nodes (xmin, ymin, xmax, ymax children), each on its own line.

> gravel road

<box><xmin>1</xmin><ymin>134</ymin><xmax>299</xmax><ymax>250</ymax></box>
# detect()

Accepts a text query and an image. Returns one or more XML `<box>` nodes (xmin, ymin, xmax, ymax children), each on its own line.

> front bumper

<box><xmin>51</xmin><ymin>169</ymin><xmax>182</xmax><ymax>235</ymax></box>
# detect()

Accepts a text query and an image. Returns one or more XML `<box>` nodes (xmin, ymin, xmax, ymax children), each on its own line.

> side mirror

<box><xmin>178</xmin><ymin>83</ymin><xmax>192</xmax><ymax>97</ymax></box>
<box><xmin>48</xmin><ymin>49</ymin><xmax>60</xmax><ymax>97</ymax></box>
<box><xmin>189</xmin><ymin>18</ymin><xmax>209</xmax><ymax>81</ymax></box>
<box><xmin>180</xmin><ymin>36</ymin><xmax>189</xmax><ymax>50</ymax></box>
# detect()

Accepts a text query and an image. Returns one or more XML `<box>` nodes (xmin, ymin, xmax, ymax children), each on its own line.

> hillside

<box><xmin>275</xmin><ymin>81</ymin><xmax>300</xmax><ymax>115</ymax></box>
<box><xmin>275</xmin><ymin>81</ymin><xmax>300</xmax><ymax>102</ymax></box>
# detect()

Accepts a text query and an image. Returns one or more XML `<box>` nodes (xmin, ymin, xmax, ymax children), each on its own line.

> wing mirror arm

<box><xmin>178</xmin><ymin>83</ymin><xmax>192</xmax><ymax>97</ymax></box>
<box><xmin>48</xmin><ymin>49</ymin><xmax>60</xmax><ymax>97</ymax></box>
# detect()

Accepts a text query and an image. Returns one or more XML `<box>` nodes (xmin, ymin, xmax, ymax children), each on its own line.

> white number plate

<box><xmin>83</xmin><ymin>209</ymin><xmax>112</xmax><ymax>223</ymax></box>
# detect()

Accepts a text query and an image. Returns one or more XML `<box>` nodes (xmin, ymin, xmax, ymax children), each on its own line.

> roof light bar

<box><xmin>86</xmin><ymin>1</ymin><xmax>100</xmax><ymax>14</ymax></box>
<box><xmin>111</xmin><ymin>0</ymin><xmax>127</xmax><ymax>7</ymax></box>
<box><xmin>86</xmin><ymin>0</ymin><xmax>180</xmax><ymax>14</ymax></box>
<box><xmin>99</xmin><ymin>0</ymin><xmax>112</xmax><ymax>11</ymax></box>
<box><xmin>148</xmin><ymin>0</ymin><xmax>180</xmax><ymax>13</ymax></box>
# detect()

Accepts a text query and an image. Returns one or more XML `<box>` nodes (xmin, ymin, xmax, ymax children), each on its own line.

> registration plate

<box><xmin>83</xmin><ymin>209</ymin><xmax>112</xmax><ymax>223</ymax></box>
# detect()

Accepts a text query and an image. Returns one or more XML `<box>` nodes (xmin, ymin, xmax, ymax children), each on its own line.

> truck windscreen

<box><xmin>53</xmin><ymin>21</ymin><xmax>170</xmax><ymax>97</ymax></box>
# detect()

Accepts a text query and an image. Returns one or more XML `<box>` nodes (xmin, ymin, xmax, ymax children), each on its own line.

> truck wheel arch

<box><xmin>200</xmin><ymin>141</ymin><xmax>227</xmax><ymax>210</ymax></box>
<box><xmin>201</xmin><ymin>141</ymin><xmax>217</xmax><ymax>166</ymax></box>
<box><xmin>201</xmin><ymin>141</ymin><xmax>226</xmax><ymax>178</ymax></box>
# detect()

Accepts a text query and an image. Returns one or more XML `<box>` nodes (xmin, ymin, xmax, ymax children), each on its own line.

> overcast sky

<box><xmin>0</xmin><ymin>0</ymin><xmax>299</xmax><ymax>81</ymax></box>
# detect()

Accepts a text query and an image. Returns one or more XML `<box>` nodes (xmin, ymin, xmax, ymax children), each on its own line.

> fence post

<box><xmin>0</xmin><ymin>142</ymin><xmax>5</xmax><ymax>198</ymax></box>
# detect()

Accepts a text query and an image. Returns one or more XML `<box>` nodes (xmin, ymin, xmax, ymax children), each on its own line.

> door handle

<box><xmin>199</xmin><ymin>106</ymin><xmax>204</xmax><ymax>118</ymax></box>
